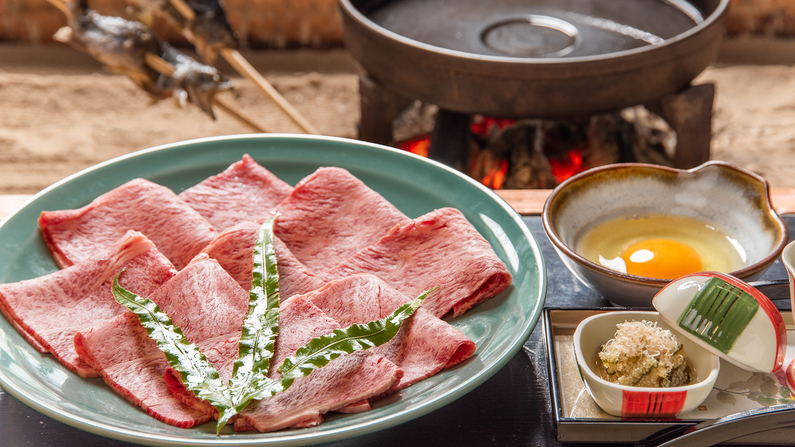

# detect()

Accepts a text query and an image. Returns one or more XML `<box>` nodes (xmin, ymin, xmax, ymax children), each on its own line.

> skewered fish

<box><xmin>53</xmin><ymin>0</ymin><xmax>163</xmax><ymax>97</ymax></box>
<box><xmin>53</xmin><ymin>0</ymin><xmax>232</xmax><ymax>118</ymax></box>
<box><xmin>127</xmin><ymin>0</ymin><xmax>237</xmax><ymax>64</ymax></box>
<box><xmin>159</xmin><ymin>43</ymin><xmax>232</xmax><ymax>118</ymax></box>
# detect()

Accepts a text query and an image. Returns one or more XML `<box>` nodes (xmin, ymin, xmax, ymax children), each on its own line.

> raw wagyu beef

<box><xmin>75</xmin><ymin>312</ymin><xmax>213</xmax><ymax>428</ymax></box>
<box><xmin>272</xmin><ymin>167</ymin><xmax>411</xmax><ymax>273</ymax></box>
<box><xmin>328</xmin><ymin>207</ymin><xmax>513</xmax><ymax>318</ymax></box>
<box><xmin>178</xmin><ymin>155</ymin><xmax>293</xmax><ymax>231</ymax></box>
<box><xmin>38</xmin><ymin>178</ymin><xmax>217</xmax><ymax>270</ymax></box>
<box><xmin>0</xmin><ymin>156</ymin><xmax>514</xmax><ymax>433</ymax></box>
<box><xmin>75</xmin><ymin>254</ymin><xmax>249</xmax><ymax>427</ymax></box>
<box><xmin>307</xmin><ymin>274</ymin><xmax>476</xmax><ymax>395</ymax></box>
<box><xmin>239</xmin><ymin>351</ymin><xmax>399</xmax><ymax>432</ymax></box>
<box><xmin>0</xmin><ymin>231</ymin><xmax>176</xmax><ymax>378</ymax></box>
<box><xmin>201</xmin><ymin>221</ymin><xmax>326</xmax><ymax>298</ymax></box>
<box><xmin>236</xmin><ymin>295</ymin><xmax>402</xmax><ymax>432</ymax></box>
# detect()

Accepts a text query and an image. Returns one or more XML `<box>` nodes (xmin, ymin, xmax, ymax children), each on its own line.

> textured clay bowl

<box><xmin>542</xmin><ymin>161</ymin><xmax>788</xmax><ymax>308</ymax></box>
<box><xmin>574</xmin><ymin>311</ymin><xmax>720</xmax><ymax>418</ymax></box>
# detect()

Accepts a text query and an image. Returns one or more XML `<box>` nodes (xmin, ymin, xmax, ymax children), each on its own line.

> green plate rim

<box><xmin>0</xmin><ymin>134</ymin><xmax>547</xmax><ymax>446</ymax></box>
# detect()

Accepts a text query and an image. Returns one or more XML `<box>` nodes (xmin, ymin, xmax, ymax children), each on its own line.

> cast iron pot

<box><xmin>339</xmin><ymin>0</ymin><xmax>729</xmax><ymax>118</ymax></box>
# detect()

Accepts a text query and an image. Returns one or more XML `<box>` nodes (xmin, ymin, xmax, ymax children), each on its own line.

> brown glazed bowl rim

<box><xmin>541</xmin><ymin>161</ymin><xmax>789</xmax><ymax>288</ymax></box>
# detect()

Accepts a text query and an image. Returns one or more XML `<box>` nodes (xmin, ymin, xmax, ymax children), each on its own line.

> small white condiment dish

<box><xmin>542</xmin><ymin>161</ymin><xmax>788</xmax><ymax>308</ymax></box>
<box><xmin>573</xmin><ymin>311</ymin><xmax>720</xmax><ymax>418</ymax></box>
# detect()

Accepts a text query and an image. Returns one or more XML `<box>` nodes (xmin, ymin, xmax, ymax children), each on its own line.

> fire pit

<box><xmin>340</xmin><ymin>0</ymin><xmax>729</xmax><ymax>186</ymax></box>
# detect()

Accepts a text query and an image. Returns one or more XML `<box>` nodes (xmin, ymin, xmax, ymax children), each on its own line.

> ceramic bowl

<box><xmin>542</xmin><ymin>161</ymin><xmax>788</xmax><ymax>308</ymax></box>
<box><xmin>779</xmin><ymin>241</ymin><xmax>795</xmax><ymax>392</ymax></box>
<box><xmin>573</xmin><ymin>311</ymin><xmax>721</xmax><ymax>418</ymax></box>
<box><xmin>781</xmin><ymin>240</ymin><xmax>795</xmax><ymax>322</ymax></box>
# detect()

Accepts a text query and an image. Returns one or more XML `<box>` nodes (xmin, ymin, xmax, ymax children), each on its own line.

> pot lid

<box><xmin>355</xmin><ymin>0</ymin><xmax>706</xmax><ymax>60</ymax></box>
<box><xmin>652</xmin><ymin>272</ymin><xmax>787</xmax><ymax>373</ymax></box>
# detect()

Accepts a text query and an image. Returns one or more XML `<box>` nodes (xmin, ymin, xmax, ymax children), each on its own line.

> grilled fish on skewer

<box><xmin>128</xmin><ymin>0</ymin><xmax>318</xmax><ymax>133</ymax></box>
<box><xmin>52</xmin><ymin>0</ymin><xmax>232</xmax><ymax>119</ymax></box>
<box><xmin>53</xmin><ymin>0</ymin><xmax>163</xmax><ymax>97</ymax></box>
<box><xmin>159</xmin><ymin>43</ymin><xmax>232</xmax><ymax>118</ymax></box>
<box><xmin>127</xmin><ymin>0</ymin><xmax>237</xmax><ymax>64</ymax></box>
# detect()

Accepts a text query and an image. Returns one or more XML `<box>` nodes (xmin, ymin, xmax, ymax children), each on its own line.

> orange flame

<box><xmin>481</xmin><ymin>158</ymin><xmax>508</xmax><ymax>190</ymax></box>
<box><xmin>548</xmin><ymin>149</ymin><xmax>585</xmax><ymax>183</ymax></box>
<box><xmin>398</xmin><ymin>135</ymin><xmax>431</xmax><ymax>158</ymax></box>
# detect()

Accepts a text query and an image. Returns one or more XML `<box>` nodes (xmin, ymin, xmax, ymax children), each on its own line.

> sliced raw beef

<box><xmin>238</xmin><ymin>351</ymin><xmax>400</xmax><ymax>432</ymax></box>
<box><xmin>178</xmin><ymin>155</ymin><xmax>293</xmax><ymax>231</ymax></box>
<box><xmin>75</xmin><ymin>254</ymin><xmax>249</xmax><ymax>426</ymax></box>
<box><xmin>0</xmin><ymin>231</ymin><xmax>176</xmax><ymax>378</ymax></box>
<box><xmin>166</xmin><ymin>293</ymin><xmax>343</xmax><ymax>422</ymax></box>
<box><xmin>307</xmin><ymin>274</ymin><xmax>476</xmax><ymax>395</ymax></box>
<box><xmin>200</xmin><ymin>221</ymin><xmax>325</xmax><ymax>298</ymax></box>
<box><xmin>145</xmin><ymin>254</ymin><xmax>249</xmax><ymax>340</ymax></box>
<box><xmin>38</xmin><ymin>178</ymin><xmax>217</xmax><ymax>270</ymax></box>
<box><xmin>328</xmin><ymin>207</ymin><xmax>512</xmax><ymax>318</ymax></box>
<box><xmin>164</xmin><ymin>334</ymin><xmax>240</xmax><ymax>418</ymax></box>
<box><xmin>75</xmin><ymin>312</ymin><xmax>213</xmax><ymax>428</ymax></box>
<box><xmin>235</xmin><ymin>295</ymin><xmax>402</xmax><ymax>432</ymax></box>
<box><xmin>272</xmin><ymin>167</ymin><xmax>410</xmax><ymax>272</ymax></box>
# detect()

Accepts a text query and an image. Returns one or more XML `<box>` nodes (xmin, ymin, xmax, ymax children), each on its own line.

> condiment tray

<box><xmin>544</xmin><ymin>308</ymin><xmax>795</xmax><ymax>445</ymax></box>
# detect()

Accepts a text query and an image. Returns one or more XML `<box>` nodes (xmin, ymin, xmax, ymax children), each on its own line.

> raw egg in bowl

<box><xmin>542</xmin><ymin>161</ymin><xmax>788</xmax><ymax>308</ymax></box>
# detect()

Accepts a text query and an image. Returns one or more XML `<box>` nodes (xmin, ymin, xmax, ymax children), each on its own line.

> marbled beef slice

<box><xmin>75</xmin><ymin>254</ymin><xmax>249</xmax><ymax>426</ymax></box>
<box><xmin>178</xmin><ymin>154</ymin><xmax>293</xmax><ymax>231</ymax></box>
<box><xmin>201</xmin><ymin>220</ymin><xmax>325</xmax><ymax>298</ymax></box>
<box><xmin>328</xmin><ymin>207</ymin><xmax>513</xmax><ymax>318</ymax></box>
<box><xmin>0</xmin><ymin>231</ymin><xmax>176</xmax><ymax>378</ymax></box>
<box><xmin>307</xmin><ymin>274</ymin><xmax>476</xmax><ymax>396</ymax></box>
<box><xmin>272</xmin><ymin>167</ymin><xmax>410</xmax><ymax>273</ymax></box>
<box><xmin>235</xmin><ymin>295</ymin><xmax>402</xmax><ymax>433</ymax></box>
<box><xmin>75</xmin><ymin>312</ymin><xmax>213</xmax><ymax>428</ymax></box>
<box><xmin>38</xmin><ymin>178</ymin><xmax>217</xmax><ymax>270</ymax></box>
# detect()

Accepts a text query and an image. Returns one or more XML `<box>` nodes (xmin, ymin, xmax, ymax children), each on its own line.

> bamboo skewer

<box><xmin>168</xmin><ymin>0</ymin><xmax>318</xmax><ymax>134</ymax></box>
<box><xmin>47</xmin><ymin>0</ymin><xmax>268</xmax><ymax>134</ymax></box>
<box><xmin>212</xmin><ymin>96</ymin><xmax>269</xmax><ymax>133</ymax></box>
<box><xmin>220</xmin><ymin>48</ymin><xmax>319</xmax><ymax>134</ymax></box>
<box><xmin>47</xmin><ymin>0</ymin><xmax>70</xmax><ymax>15</ymax></box>
<box><xmin>167</xmin><ymin>0</ymin><xmax>195</xmax><ymax>23</ymax></box>
<box><xmin>143</xmin><ymin>53</ymin><xmax>268</xmax><ymax>133</ymax></box>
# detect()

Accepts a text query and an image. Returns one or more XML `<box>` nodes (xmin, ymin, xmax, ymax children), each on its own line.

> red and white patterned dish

<box><xmin>573</xmin><ymin>311</ymin><xmax>720</xmax><ymax>418</ymax></box>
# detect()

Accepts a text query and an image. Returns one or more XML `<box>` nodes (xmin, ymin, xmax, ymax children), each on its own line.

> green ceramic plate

<box><xmin>0</xmin><ymin>135</ymin><xmax>546</xmax><ymax>446</ymax></box>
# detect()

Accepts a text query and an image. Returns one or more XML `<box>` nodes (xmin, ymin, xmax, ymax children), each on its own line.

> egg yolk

<box><xmin>620</xmin><ymin>239</ymin><xmax>704</xmax><ymax>279</ymax></box>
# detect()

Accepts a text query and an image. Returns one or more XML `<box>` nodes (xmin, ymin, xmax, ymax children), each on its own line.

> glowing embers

<box><xmin>393</xmin><ymin>104</ymin><xmax>681</xmax><ymax>190</ymax></box>
<box><xmin>399</xmin><ymin>135</ymin><xmax>431</xmax><ymax>158</ymax></box>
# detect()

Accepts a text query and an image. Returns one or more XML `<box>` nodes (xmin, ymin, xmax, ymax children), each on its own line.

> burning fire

<box><xmin>397</xmin><ymin>115</ymin><xmax>589</xmax><ymax>189</ymax></box>
<box><xmin>547</xmin><ymin>149</ymin><xmax>585</xmax><ymax>183</ymax></box>
<box><xmin>398</xmin><ymin>135</ymin><xmax>430</xmax><ymax>158</ymax></box>
<box><xmin>480</xmin><ymin>158</ymin><xmax>508</xmax><ymax>189</ymax></box>
<box><xmin>470</xmin><ymin>116</ymin><xmax>515</xmax><ymax>137</ymax></box>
